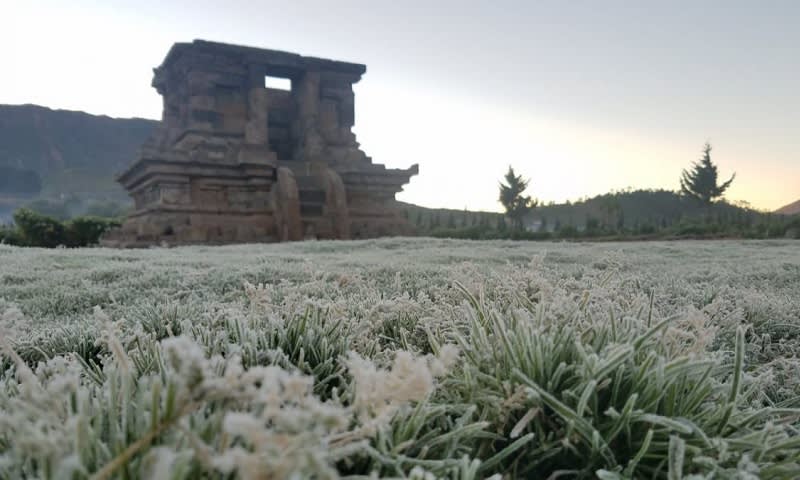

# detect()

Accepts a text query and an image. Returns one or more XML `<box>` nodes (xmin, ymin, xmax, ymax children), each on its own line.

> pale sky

<box><xmin>2</xmin><ymin>0</ymin><xmax>798</xmax><ymax>211</ymax></box>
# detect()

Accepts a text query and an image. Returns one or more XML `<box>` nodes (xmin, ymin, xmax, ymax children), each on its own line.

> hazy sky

<box><xmin>3</xmin><ymin>0</ymin><xmax>798</xmax><ymax>211</ymax></box>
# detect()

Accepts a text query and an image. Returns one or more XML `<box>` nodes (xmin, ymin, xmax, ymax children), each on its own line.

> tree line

<box><xmin>409</xmin><ymin>142</ymin><xmax>799</xmax><ymax>240</ymax></box>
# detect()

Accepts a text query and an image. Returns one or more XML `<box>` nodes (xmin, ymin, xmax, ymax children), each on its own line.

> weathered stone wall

<box><xmin>103</xmin><ymin>40</ymin><xmax>417</xmax><ymax>247</ymax></box>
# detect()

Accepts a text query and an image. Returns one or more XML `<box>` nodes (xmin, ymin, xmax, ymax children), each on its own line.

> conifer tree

<box><xmin>680</xmin><ymin>143</ymin><xmax>735</xmax><ymax>205</ymax></box>
<box><xmin>499</xmin><ymin>166</ymin><xmax>537</xmax><ymax>229</ymax></box>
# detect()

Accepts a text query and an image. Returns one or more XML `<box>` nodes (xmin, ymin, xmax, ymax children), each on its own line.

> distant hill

<box><xmin>776</xmin><ymin>200</ymin><xmax>800</xmax><ymax>216</ymax></box>
<box><xmin>0</xmin><ymin>104</ymin><xmax>157</xmax><ymax>202</ymax></box>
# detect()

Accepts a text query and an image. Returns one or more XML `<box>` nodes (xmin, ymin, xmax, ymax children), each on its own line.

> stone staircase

<box><xmin>294</xmin><ymin>174</ymin><xmax>334</xmax><ymax>238</ymax></box>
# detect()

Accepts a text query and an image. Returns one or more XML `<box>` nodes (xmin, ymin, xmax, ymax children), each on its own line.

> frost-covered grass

<box><xmin>1</xmin><ymin>238</ymin><xmax>799</xmax><ymax>479</ymax></box>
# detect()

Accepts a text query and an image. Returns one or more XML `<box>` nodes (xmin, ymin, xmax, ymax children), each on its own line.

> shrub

<box><xmin>785</xmin><ymin>216</ymin><xmax>800</xmax><ymax>239</ymax></box>
<box><xmin>673</xmin><ymin>221</ymin><xmax>712</xmax><ymax>237</ymax></box>
<box><xmin>6</xmin><ymin>209</ymin><xmax>120</xmax><ymax>248</ymax></box>
<box><xmin>557</xmin><ymin>225</ymin><xmax>580</xmax><ymax>238</ymax></box>
<box><xmin>636</xmin><ymin>223</ymin><xmax>657</xmax><ymax>235</ymax></box>
<box><xmin>765</xmin><ymin>223</ymin><xmax>786</xmax><ymax>238</ymax></box>
<box><xmin>12</xmin><ymin>208</ymin><xmax>67</xmax><ymax>247</ymax></box>
<box><xmin>430</xmin><ymin>225</ymin><xmax>505</xmax><ymax>240</ymax></box>
<box><xmin>509</xmin><ymin>230</ymin><xmax>552</xmax><ymax>241</ymax></box>
<box><xmin>65</xmin><ymin>216</ymin><xmax>121</xmax><ymax>247</ymax></box>
<box><xmin>0</xmin><ymin>224</ymin><xmax>21</xmax><ymax>245</ymax></box>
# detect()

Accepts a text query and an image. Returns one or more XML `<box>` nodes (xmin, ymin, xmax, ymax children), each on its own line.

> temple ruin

<box><xmin>102</xmin><ymin>40</ymin><xmax>418</xmax><ymax>246</ymax></box>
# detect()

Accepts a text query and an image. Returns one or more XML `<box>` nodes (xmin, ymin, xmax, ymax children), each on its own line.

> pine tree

<box><xmin>499</xmin><ymin>166</ymin><xmax>537</xmax><ymax>229</ymax></box>
<box><xmin>680</xmin><ymin>143</ymin><xmax>735</xmax><ymax>205</ymax></box>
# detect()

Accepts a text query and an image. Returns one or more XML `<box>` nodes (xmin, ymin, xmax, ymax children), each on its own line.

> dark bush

<box><xmin>0</xmin><ymin>224</ymin><xmax>21</xmax><ymax>245</ymax></box>
<box><xmin>509</xmin><ymin>230</ymin><xmax>552</xmax><ymax>240</ymax></box>
<box><xmin>786</xmin><ymin>216</ymin><xmax>800</xmax><ymax>239</ymax></box>
<box><xmin>431</xmin><ymin>225</ymin><xmax>500</xmax><ymax>240</ymax></box>
<box><xmin>6</xmin><ymin>209</ymin><xmax>120</xmax><ymax>248</ymax></box>
<box><xmin>672</xmin><ymin>221</ymin><xmax>708</xmax><ymax>236</ymax></box>
<box><xmin>13</xmin><ymin>208</ymin><xmax>67</xmax><ymax>247</ymax></box>
<box><xmin>766</xmin><ymin>223</ymin><xmax>787</xmax><ymax>238</ymax></box>
<box><xmin>556</xmin><ymin>225</ymin><xmax>580</xmax><ymax>238</ymax></box>
<box><xmin>65</xmin><ymin>216</ymin><xmax>121</xmax><ymax>247</ymax></box>
<box><xmin>635</xmin><ymin>223</ymin><xmax>657</xmax><ymax>235</ymax></box>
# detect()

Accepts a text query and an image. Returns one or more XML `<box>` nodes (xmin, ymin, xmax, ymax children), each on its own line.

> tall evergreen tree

<box><xmin>499</xmin><ymin>166</ymin><xmax>537</xmax><ymax>229</ymax></box>
<box><xmin>680</xmin><ymin>143</ymin><xmax>735</xmax><ymax>205</ymax></box>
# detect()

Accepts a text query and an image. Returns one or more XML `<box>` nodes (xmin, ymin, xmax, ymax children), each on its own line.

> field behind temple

<box><xmin>1</xmin><ymin>239</ymin><xmax>799</xmax><ymax>479</ymax></box>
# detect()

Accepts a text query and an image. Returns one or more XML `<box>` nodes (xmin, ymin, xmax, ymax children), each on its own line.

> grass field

<box><xmin>1</xmin><ymin>239</ymin><xmax>799</xmax><ymax>479</ymax></box>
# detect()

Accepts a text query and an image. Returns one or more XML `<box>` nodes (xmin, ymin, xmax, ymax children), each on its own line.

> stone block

<box><xmin>185</xmin><ymin>226</ymin><xmax>209</xmax><ymax>243</ymax></box>
<box><xmin>214</xmin><ymin>85</ymin><xmax>243</xmax><ymax>103</ymax></box>
<box><xmin>160</xmin><ymin>185</ymin><xmax>190</xmax><ymax>205</ymax></box>
<box><xmin>191</xmin><ymin>109</ymin><xmax>222</xmax><ymax>126</ymax></box>
<box><xmin>213</xmin><ymin>72</ymin><xmax>245</xmax><ymax>88</ymax></box>
<box><xmin>189</xmin><ymin>95</ymin><xmax>215</xmax><ymax>111</ymax></box>
<box><xmin>244</xmin><ymin>121</ymin><xmax>268</xmax><ymax>145</ymax></box>
<box><xmin>187</xmin><ymin>71</ymin><xmax>218</xmax><ymax>95</ymax></box>
<box><xmin>237</xmin><ymin>144</ymin><xmax>277</xmax><ymax>165</ymax></box>
<box><xmin>221</xmin><ymin>116</ymin><xmax>247</xmax><ymax>135</ymax></box>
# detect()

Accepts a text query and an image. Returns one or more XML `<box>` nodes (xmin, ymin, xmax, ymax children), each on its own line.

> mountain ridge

<box><xmin>6</xmin><ymin>103</ymin><xmax>156</xmax><ymax>122</ymax></box>
<box><xmin>776</xmin><ymin>199</ymin><xmax>800</xmax><ymax>215</ymax></box>
<box><xmin>0</xmin><ymin>103</ymin><xmax>158</xmax><ymax>200</ymax></box>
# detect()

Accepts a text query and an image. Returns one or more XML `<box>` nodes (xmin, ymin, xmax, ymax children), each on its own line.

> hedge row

<box><xmin>0</xmin><ymin>208</ymin><xmax>121</xmax><ymax>248</ymax></box>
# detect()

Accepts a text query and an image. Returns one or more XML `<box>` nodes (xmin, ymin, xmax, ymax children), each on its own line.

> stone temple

<box><xmin>102</xmin><ymin>40</ymin><xmax>418</xmax><ymax>246</ymax></box>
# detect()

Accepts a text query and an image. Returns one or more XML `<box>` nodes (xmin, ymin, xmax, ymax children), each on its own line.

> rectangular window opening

<box><xmin>264</xmin><ymin>76</ymin><xmax>291</xmax><ymax>91</ymax></box>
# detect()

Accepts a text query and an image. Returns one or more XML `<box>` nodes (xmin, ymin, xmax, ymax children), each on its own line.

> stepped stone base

<box><xmin>102</xmin><ymin>211</ymin><xmax>276</xmax><ymax>248</ymax></box>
